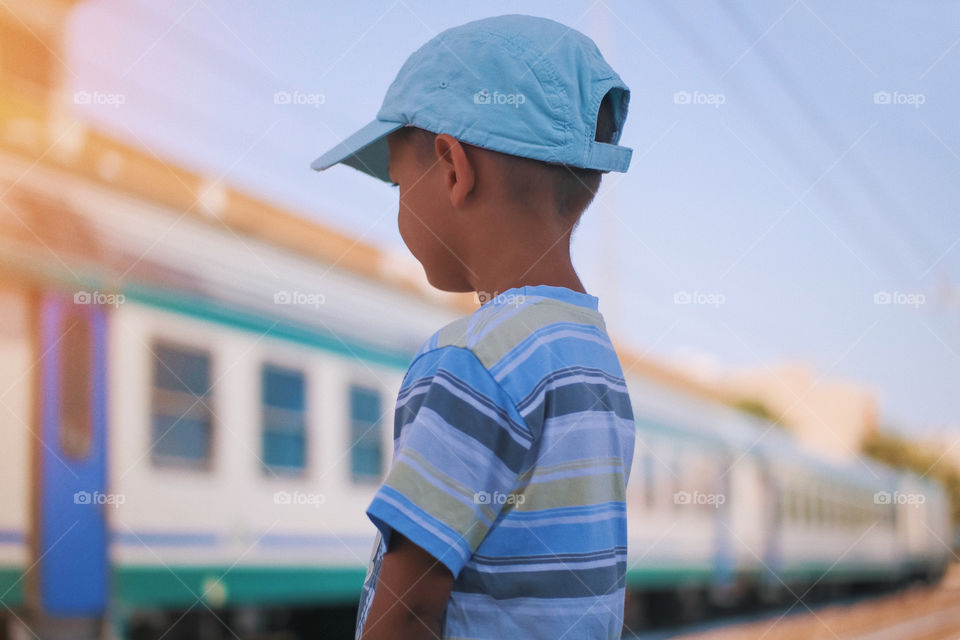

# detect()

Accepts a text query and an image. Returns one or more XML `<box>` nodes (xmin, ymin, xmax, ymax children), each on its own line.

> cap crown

<box><xmin>377</xmin><ymin>14</ymin><xmax>632</xmax><ymax>172</ymax></box>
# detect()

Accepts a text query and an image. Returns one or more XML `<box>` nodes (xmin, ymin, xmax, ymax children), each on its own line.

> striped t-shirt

<box><xmin>355</xmin><ymin>284</ymin><xmax>636</xmax><ymax>640</ymax></box>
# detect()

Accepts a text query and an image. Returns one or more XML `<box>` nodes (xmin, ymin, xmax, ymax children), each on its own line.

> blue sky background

<box><xmin>64</xmin><ymin>0</ymin><xmax>959</xmax><ymax>436</ymax></box>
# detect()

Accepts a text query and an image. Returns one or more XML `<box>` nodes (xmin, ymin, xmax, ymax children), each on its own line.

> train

<box><xmin>0</xmin><ymin>126</ymin><xmax>953</xmax><ymax>640</ymax></box>
<box><xmin>623</xmin><ymin>370</ymin><xmax>952</xmax><ymax>626</ymax></box>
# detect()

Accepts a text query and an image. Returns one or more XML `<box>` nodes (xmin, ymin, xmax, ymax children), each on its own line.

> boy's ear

<box><xmin>434</xmin><ymin>133</ymin><xmax>475</xmax><ymax>207</ymax></box>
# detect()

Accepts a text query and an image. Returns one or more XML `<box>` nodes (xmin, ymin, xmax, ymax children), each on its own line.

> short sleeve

<box><xmin>365</xmin><ymin>345</ymin><xmax>536</xmax><ymax>578</ymax></box>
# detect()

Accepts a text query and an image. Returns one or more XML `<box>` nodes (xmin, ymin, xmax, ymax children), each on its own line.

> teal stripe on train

<box><xmin>124</xmin><ymin>283</ymin><xmax>415</xmax><ymax>371</ymax></box>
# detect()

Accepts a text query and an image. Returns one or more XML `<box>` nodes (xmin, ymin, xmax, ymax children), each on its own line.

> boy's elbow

<box><xmin>361</xmin><ymin>532</ymin><xmax>454</xmax><ymax>640</ymax></box>
<box><xmin>399</xmin><ymin>600</ymin><xmax>447</xmax><ymax>635</ymax></box>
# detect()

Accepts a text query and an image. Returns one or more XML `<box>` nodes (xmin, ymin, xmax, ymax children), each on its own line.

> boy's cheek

<box><xmin>396</xmin><ymin>206</ymin><xmax>419</xmax><ymax>255</ymax></box>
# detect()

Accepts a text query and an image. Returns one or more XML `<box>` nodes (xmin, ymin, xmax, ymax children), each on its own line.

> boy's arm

<box><xmin>360</xmin><ymin>531</ymin><xmax>454</xmax><ymax>640</ymax></box>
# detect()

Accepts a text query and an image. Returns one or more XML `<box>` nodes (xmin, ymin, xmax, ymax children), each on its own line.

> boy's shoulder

<box><xmin>411</xmin><ymin>289</ymin><xmax>613</xmax><ymax>376</ymax></box>
<box><xmin>397</xmin><ymin>286</ymin><xmax>633</xmax><ymax>451</ymax></box>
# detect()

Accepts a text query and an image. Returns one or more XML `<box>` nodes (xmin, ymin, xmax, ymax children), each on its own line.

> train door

<box><xmin>36</xmin><ymin>293</ymin><xmax>108</xmax><ymax>616</ymax></box>
<box><xmin>759</xmin><ymin>460</ymin><xmax>783</xmax><ymax>584</ymax></box>
<box><xmin>713</xmin><ymin>452</ymin><xmax>735</xmax><ymax>587</ymax></box>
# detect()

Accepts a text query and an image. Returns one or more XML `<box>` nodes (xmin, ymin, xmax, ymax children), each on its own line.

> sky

<box><xmin>63</xmin><ymin>0</ymin><xmax>960</xmax><ymax>436</ymax></box>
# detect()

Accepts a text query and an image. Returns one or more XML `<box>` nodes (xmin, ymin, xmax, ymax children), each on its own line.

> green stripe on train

<box><xmin>626</xmin><ymin>566</ymin><xmax>714</xmax><ymax>588</ymax></box>
<box><xmin>123</xmin><ymin>283</ymin><xmax>415</xmax><ymax>371</ymax></box>
<box><xmin>0</xmin><ymin>567</ymin><xmax>24</xmax><ymax>606</ymax></box>
<box><xmin>774</xmin><ymin>562</ymin><xmax>896</xmax><ymax>581</ymax></box>
<box><xmin>112</xmin><ymin>566</ymin><xmax>367</xmax><ymax>607</ymax></box>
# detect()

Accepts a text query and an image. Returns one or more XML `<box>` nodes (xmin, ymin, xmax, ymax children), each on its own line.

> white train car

<box><xmin>895</xmin><ymin>472</ymin><xmax>953</xmax><ymax>581</ymax></box>
<box><xmin>621</xmin><ymin>361</ymin><xmax>953</xmax><ymax>624</ymax></box>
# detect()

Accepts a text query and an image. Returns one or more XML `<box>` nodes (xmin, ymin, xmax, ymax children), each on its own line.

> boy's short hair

<box><xmin>400</xmin><ymin>92</ymin><xmax>616</xmax><ymax>224</ymax></box>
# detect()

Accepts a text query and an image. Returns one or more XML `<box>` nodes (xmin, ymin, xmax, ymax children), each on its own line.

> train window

<box><xmin>844</xmin><ymin>491</ymin><xmax>855</xmax><ymax>527</ymax></box>
<box><xmin>261</xmin><ymin>364</ymin><xmax>307</xmax><ymax>473</ymax></box>
<box><xmin>643</xmin><ymin>446</ymin><xmax>656</xmax><ymax>511</ymax></box>
<box><xmin>349</xmin><ymin>384</ymin><xmax>383</xmax><ymax>482</ymax></box>
<box><xmin>696</xmin><ymin>452</ymin><xmax>713</xmax><ymax>512</ymax></box>
<box><xmin>670</xmin><ymin>448</ymin><xmax>683</xmax><ymax>512</ymax></box>
<box><xmin>59</xmin><ymin>309</ymin><xmax>93</xmax><ymax>459</ymax></box>
<box><xmin>150</xmin><ymin>341</ymin><xmax>213</xmax><ymax>467</ymax></box>
<box><xmin>627</xmin><ymin>444</ymin><xmax>645</xmax><ymax>507</ymax></box>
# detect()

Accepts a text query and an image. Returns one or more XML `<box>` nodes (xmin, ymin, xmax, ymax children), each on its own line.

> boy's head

<box><xmin>312</xmin><ymin>14</ymin><xmax>632</xmax><ymax>293</ymax></box>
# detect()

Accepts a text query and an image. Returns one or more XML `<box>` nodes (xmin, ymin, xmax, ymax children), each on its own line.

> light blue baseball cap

<box><xmin>310</xmin><ymin>14</ymin><xmax>632</xmax><ymax>183</ymax></box>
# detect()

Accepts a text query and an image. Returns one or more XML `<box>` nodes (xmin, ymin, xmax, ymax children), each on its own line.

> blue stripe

<box><xmin>367</xmin><ymin>485</ymin><xmax>472</xmax><ymax>576</ymax></box>
<box><xmin>112</xmin><ymin>531</ymin><xmax>220</xmax><ymax>547</ymax></box>
<box><xmin>478</xmin><ymin>516</ymin><xmax>626</xmax><ymax>556</ymax></box>
<box><xmin>490</xmin><ymin>321</ymin><xmax>613</xmax><ymax>379</ymax></box>
<box><xmin>0</xmin><ymin>530</ymin><xmax>24</xmax><ymax>545</ymax></box>
<box><xmin>257</xmin><ymin>533</ymin><xmax>374</xmax><ymax>549</ymax></box>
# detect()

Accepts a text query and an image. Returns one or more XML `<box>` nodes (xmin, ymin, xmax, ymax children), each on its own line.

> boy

<box><xmin>311</xmin><ymin>14</ymin><xmax>636</xmax><ymax>640</ymax></box>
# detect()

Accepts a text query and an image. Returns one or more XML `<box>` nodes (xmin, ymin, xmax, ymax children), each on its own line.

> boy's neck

<box><xmin>472</xmin><ymin>258</ymin><xmax>586</xmax><ymax>299</ymax></box>
<box><xmin>464</xmin><ymin>199</ymin><xmax>587</xmax><ymax>299</ymax></box>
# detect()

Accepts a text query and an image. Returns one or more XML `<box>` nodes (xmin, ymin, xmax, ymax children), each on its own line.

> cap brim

<box><xmin>310</xmin><ymin>119</ymin><xmax>404</xmax><ymax>183</ymax></box>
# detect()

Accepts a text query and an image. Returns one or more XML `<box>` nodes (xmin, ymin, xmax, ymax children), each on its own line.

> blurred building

<box><xmin>681</xmin><ymin>359</ymin><xmax>880</xmax><ymax>462</ymax></box>
<box><xmin>913</xmin><ymin>428</ymin><xmax>960</xmax><ymax>474</ymax></box>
